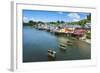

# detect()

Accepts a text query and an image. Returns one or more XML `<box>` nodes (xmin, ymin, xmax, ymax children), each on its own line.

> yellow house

<box><xmin>59</xmin><ymin>28</ymin><xmax>74</xmax><ymax>33</ymax></box>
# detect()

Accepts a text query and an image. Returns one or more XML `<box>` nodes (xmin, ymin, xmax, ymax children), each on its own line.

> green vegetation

<box><xmin>67</xmin><ymin>14</ymin><xmax>91</xmax><ymax>27</ymax></box>
<box><xmin>23</xmin><ymin>14</ymin><xmax>91</xmax><ymax>27</ymax></box>
<box><xmin>48</xmin><ymin>20</ymin><xmax>65</xmax><ymax>26</ymax></box>
<box><xmin>28</xmin><ymin>20</ymin><xmax>37</xmax><ymax>26</ymax></box>
<box><xmin>23</xmin><ymin>20</ymin><xmax>44</xmax><ymax>26</ymax></box>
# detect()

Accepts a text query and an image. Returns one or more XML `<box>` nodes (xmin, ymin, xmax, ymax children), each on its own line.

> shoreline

<box><xmin>82</xmin><ymin>39</ymin><xmax>91</xmax><ymax>44</ymax></box>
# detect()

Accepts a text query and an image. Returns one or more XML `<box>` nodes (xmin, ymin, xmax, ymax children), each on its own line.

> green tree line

<box><xmin>23</xmin><ymin>14</ymin><xmax>91</xmax><ymax>27</ymax></box>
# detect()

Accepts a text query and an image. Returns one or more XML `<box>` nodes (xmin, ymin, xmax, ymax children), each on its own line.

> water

<box><xmin>23</xmin><ymin>26</ymin><xmax>91</xmax><ymax>62</ymax></box>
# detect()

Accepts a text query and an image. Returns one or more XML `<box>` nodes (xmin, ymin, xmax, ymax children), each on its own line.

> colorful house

<box><xmin>73</xmin><ymin>28</ymin><xmax>86</xmax><ymax>37</ymax></box>
<box><xmin>58</xmin><ymin>27</ymin><xmax>74</xmax><ymax>33</ymax></box>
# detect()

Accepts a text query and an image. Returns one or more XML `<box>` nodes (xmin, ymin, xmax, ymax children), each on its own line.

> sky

<box><xmin>23</xmin><ymin>10</ymin><xmax>90</xmax><ymax>23</ymax></box>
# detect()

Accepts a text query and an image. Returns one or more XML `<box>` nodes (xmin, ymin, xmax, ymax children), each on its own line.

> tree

<box><xmin>87</xmin><ymin>14</ymin><xmax>91</xmax><ymax>21</ymax></box>
<box><xmin>61</xmin><ymin>21</ymin><xmax>65</xmax><ymax>24</ymax></box>
<box><xmin>57</xmin><ymin>20</ymin><xmax>60</xmax><ymax>24</ymax></box>
<box><xmin>38</xmin><ymin>21</ymin><xmax>44</xmax><ymax>24</ymax></box>
<box><xmin>28</xmin><ymin>20</ymin><xmax>37</xmax><ymax>26</ymax></box>
<box><xmin>78</xmin><ymin>19</ymin><xmax>87</xmax><ymax>28</ymax></box>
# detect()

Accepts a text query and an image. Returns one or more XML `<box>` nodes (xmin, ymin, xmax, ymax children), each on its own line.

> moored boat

<box><xmin>59</xmin><ymin>46</ymin><xmax>66</xmax><ymax>51</ymax></box>
<box><xmin>48</xmin><ymin>49</ymin><xmax>56</xmax><ymax>58</ymax></box>
<box><xmin>66</xmin><ymin>41</ymin><xmax>73</xmax><ymax>46</ymax></box>
<box><xmin>59</xmin><ymin>43</ymin><xmax>67</xmax><ymax>51</ymax></box>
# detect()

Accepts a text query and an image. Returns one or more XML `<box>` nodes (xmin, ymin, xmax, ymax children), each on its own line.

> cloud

<box><xmin>30</xmin><ymin>17</ymin><xmax>34</xmax><ymax>21</ymax></box>
<box><xmin>23</xmin><ymin>16</ymin><xmax>29</xmax><ymax>22</ymax></box>
<box><xmin>23</xmin><ymin>17</ymin><xmax>28</xmax><ymax>20</ymax></box>
<box><xmin>72</xmin><ymin>19</ymin><xmax>80</xmax><ymax>22</ymax></box>
<box><xmin>23</xmin><ymin>17</ymin><xmax>35</xmax><ymax>22</ymax></box>
<box><xmin>68</xmin><ymin>13</ymin><xmax>80</xmax><ymax>19</ymax></box>
<box><xmin>67</xmin><ymin>13</ymin><xmax>81</xmax><ymax>21</ymax></box>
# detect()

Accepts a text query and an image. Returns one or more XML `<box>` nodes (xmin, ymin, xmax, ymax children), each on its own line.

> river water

<box><xmin>23</xmin><ymin>26</ymin><xmax>91</xmax><ymax>62</ymax></box>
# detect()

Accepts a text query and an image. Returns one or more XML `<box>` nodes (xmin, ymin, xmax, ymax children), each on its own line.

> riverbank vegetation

<box><xmin>23</xmin><ymin>14</ymin><xmax>91</xmax><ymax>27</ymax></box>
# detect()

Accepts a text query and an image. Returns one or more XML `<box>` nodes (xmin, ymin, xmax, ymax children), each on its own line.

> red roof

<box><xmin>73</xmin><ymin>29</ymin><xmax>86</xmax><ymax>35</ymax></box>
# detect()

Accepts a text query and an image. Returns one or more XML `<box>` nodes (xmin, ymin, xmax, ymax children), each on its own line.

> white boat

<box><xmin>48</xmin><ymin>49</ymin><xmax>56</xmax><ymax>58</ymax></box>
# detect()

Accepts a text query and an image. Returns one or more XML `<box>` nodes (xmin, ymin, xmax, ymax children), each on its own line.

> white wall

<box><xmin>0</xmin><ymin>0</ymin><xmax>100</xmax><ymax>73</ymax></box>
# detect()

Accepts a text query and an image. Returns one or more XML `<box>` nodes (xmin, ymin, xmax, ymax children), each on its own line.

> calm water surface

<box><xmin>23</xmin><ymin>26</ymin><xmax>91</xmax><ymax>62</ymax></box>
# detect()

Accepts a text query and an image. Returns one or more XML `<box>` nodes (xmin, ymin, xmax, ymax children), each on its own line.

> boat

<box><xmin>66</xmin><ymin>41</ymin><xmax>72</xmax><ymax>46</ymax></box>
<box><xmin>48</xmin><ymin>49</ymin><xmax>56</xmax><ymax>58</ymax></box>
<box><xmin>59</xmin><ymin>46</ymin><xmax>66</xmax><ymax>51</ymax></box>
<box><xmin>59</xmin><ymin>43</ymin><xmax>66</xmax><ymax>47</ymax></box>
<box><xmin>59</xmin><ymin>43</ymin><xmax>67</xmax><ymax>51</ymax></box>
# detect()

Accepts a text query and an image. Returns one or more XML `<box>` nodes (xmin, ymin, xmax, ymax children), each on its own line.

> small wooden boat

<box><xmin>66</xmin><ymin>41</ymin><xmax>72</xmax><ymax>46</ymax></box>
<box><xmin>59</xmin><ymin>46</ymin><xmax>66</xmax><ymax>51</ymax></box>
<box><xmin>59</xmin><ymin>43</ymin><xmax>66</xmax><ymax>47</ymax></box>
<box><xmin>59</xmin><ymin>43</ymin><xmax>66</xmax><ymax>51</ymax></box>
<box><xmin>48</xmin><ymin>49</ymin><xmax>56</xmax><ymax>58</ymax></box>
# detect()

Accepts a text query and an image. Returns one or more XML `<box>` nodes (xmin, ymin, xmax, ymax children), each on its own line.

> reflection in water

<box><xmin>23</xmin><ymin>26</ymin><xmax>91</xmax><ymax>62</ymax></box>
